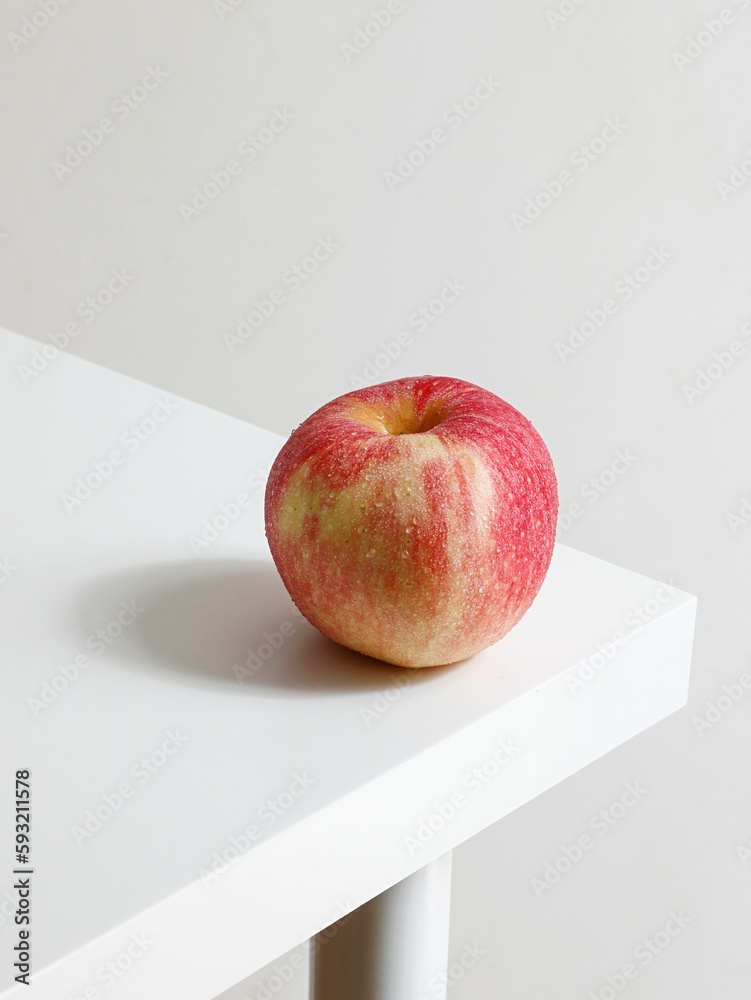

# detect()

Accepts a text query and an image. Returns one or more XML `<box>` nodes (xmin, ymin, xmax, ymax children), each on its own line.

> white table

<box><xmin>0</xmin><ymin>327</ymin><xmax>696</xmax><ymax>1000</ymax></box>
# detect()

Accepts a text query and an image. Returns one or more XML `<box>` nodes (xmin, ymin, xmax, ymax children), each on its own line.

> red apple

<box><xmin>264</xmin><ymin>376</ymin><xmax>558</xmax><ymax>668</ymax></box>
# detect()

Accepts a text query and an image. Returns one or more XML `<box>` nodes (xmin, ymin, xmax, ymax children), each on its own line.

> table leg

<box><xmin>310</xmin><ymin>850</ymin><xmax>453</xmax><ymax>1000</ymax></box>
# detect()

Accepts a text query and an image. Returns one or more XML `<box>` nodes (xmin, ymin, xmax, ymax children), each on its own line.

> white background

<box><xmin>1</xmin><ymin>0</ymin><xmax>750</xmax><ymax>997</ymax></box>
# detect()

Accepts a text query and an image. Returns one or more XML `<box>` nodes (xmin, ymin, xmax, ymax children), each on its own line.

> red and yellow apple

<box><xmin>264</xmin><ymin>376</ymin><xmax>558</xmax><ymax>668</ymax></box>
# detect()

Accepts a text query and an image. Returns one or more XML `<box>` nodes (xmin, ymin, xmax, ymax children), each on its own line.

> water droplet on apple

<box><xmin>402</xmin><ymin>550</ymin><xmax>409</xmax><ymax>558</ymax></box>
<box><xmin>405</xmin><ymin>526</ymin><xmax>412</xmax><ymax>534</ymax></box>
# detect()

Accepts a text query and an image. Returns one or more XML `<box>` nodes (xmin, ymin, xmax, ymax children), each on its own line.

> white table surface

<box><xmin>0</xmin><ymin>327</ymin><xmax>696</xmax><ymax>1000</ymax></box>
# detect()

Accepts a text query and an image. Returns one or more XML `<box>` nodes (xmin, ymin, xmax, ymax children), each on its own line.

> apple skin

<box><xmin>264</xmin><ymin>376</ymin><xmax>558</xmax><ymax>668</ymax></box>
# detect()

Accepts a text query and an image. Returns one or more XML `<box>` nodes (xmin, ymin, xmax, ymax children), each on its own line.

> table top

<box><xmin>0</xmin><ymin>327</ymin><xmax>696</xmax><ymax>1000</ymax></box>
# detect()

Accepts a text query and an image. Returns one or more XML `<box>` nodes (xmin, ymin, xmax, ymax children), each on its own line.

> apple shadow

<box><xmin>75</xmin><ymin>559</ymin><xmax>456</xmax><ymax>695</ymax></box>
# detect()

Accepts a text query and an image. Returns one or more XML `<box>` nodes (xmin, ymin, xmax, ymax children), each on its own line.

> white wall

<box><xmin>2</xmin><ymin>0</ymin><xmax>750</xmax><ymax>996</ymax></box>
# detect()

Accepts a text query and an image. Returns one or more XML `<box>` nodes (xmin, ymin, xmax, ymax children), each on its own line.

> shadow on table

<box><xmin>75</xmin><ymin>559</ymin><xmax>455</xmax><ymax>695</ymax></box>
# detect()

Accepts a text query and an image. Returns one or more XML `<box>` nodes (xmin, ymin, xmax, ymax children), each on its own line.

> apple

<box><xmin>264</xmin><ymin>376</ymin><xmax>558</xmax><ymax>668</ymax></box>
